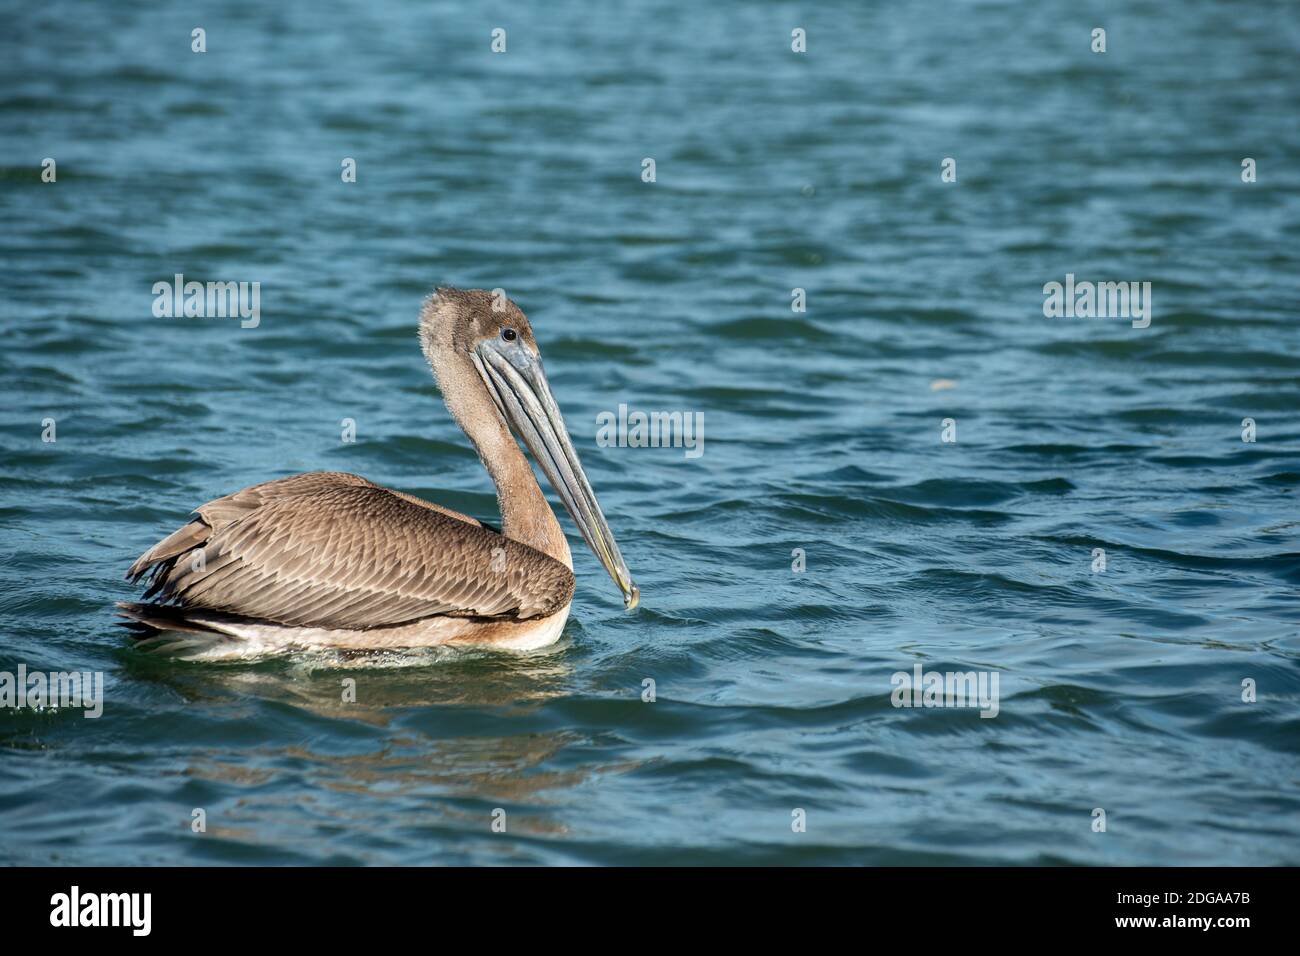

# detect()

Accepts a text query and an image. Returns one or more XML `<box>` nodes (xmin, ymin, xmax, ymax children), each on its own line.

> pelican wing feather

<box><xmin>125</xmin><ymin>472</ymin><xmax>575</xmax><ymax>627</ymax></box>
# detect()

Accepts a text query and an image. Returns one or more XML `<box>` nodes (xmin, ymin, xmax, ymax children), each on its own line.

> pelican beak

<box><xmin>474</xmin><ymin>338</ymin><xmax>639</xmax><ymax>610</ymax></box>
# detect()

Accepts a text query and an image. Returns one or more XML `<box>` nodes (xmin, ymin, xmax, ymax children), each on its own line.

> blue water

<box><xmin>2</xmin><ymin>0</ymin><xmax>1298</xmax><ymax>865</ymax></box>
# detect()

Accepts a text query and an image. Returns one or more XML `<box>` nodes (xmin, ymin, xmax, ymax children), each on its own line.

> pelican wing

<box><xmin>126</xmin><ymin>472</ymin><xmax>574</xmax><ymax>627</ymax></box>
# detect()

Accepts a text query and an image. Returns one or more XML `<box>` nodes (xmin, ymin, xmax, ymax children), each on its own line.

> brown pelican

<box><xmin>118</xmin><ymin>287</ymin><xmax>638</xmax><ymax>656</ymax></box>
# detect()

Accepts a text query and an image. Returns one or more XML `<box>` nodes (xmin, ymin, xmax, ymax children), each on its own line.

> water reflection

<box><xmin>116</xmin><ymin>641</ymin><xmax>608</xmax><ymax>827</ymax></box>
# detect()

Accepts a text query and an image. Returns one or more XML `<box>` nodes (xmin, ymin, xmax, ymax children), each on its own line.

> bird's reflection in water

<box><xmin>117</xmin><ymin>636</ymin><xmax>630</xmax><ymax>850</ymax></box>
<box><xmin>123</xmin><ymin>638</ymin><xmax>578</xmax><ymax>717</ymax></box>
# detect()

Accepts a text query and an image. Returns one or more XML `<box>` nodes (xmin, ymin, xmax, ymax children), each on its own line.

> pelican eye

<box><xmin>501</xmin><ymin>328</ymin><xmax>517</xmax><ymax>342</ymax></box>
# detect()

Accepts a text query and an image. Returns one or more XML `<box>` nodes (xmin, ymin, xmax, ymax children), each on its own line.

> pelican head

<box><xmin>419</xmin><ymin>287</ymin><xmax>639</xmax><ymax>610</ymax></box>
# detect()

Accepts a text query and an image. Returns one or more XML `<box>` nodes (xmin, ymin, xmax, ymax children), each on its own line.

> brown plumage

<box><xmin>119</xmin><ymin>288</ymin><xmax>637</xmax><ymax>656</ymax></box>
<box><xmin>125</xmin><ymin>471</ymin><xmax>574</xmax><ymax>627</ymax></box>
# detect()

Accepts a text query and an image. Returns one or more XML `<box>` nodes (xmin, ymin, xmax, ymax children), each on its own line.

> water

<box><xmin>2</xmin><ymin>0</ymin><xmax>1298</xmax><ymax>865</ymax></box>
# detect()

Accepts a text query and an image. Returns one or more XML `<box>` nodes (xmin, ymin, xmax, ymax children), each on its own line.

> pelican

<box><xmin>118</xmin><ymin>287</ymin><xmax>638</xmax><ymax>656</ymax></box>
